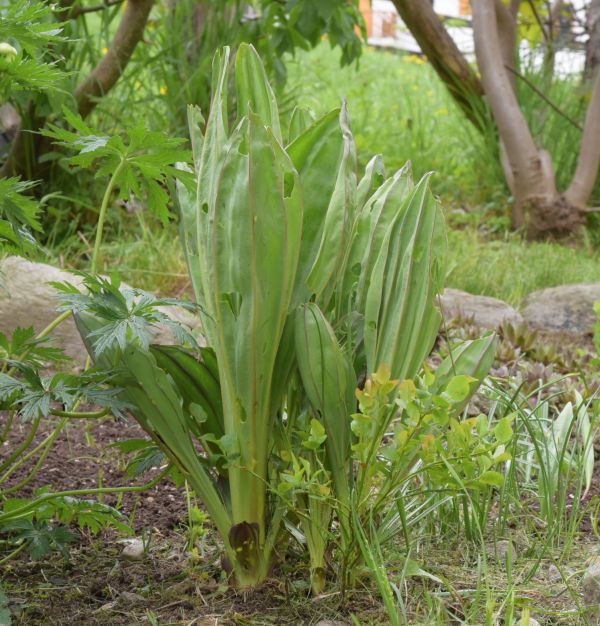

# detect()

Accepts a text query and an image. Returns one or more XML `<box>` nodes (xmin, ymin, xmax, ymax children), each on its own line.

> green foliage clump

<box><xmin>67</xmin><ymin>45</ymin><xmax>504</xmax><ymax>594</ymax></box>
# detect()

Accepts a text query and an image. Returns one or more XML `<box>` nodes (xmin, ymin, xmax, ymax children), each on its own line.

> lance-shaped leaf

<box><xmin>356</xmin><ymin>154</ymin><xmax>386</xmax><ymax>211</ymax></box>
<box><xmin>118</xmin><ymin>344</ymin><xmax>233</xmax><ymax>554</ymax></box>
<box><xmin>149</xmin><ymin>345</ymin><xmax>225</xmax><ymax>454</ymax></box>
<box><xmin>200</xmin><ymin>110</ymin><xmax>303</xmax><ymax>541</ymax></box>
<box><xmin>73</xmin><ymin>312</ymin><xmax>232</xmax><ymax>557</ymax></box>
<box><xmin>306</xmin><ymin>102</ymin><xmax>357</xmax><ymax>306</ymax></box>
<box><xmin>344</xmin><ymin>163</ymin><xmax>413</xmax><ymax>312</ymax></box>
<box><xmin>287</xmin><ymin>106</ymin><xmax>315</xmax><ymax>143</ymax></box>
<box><xmin>287</xmin><ymin>108</ymin><xmax>343</xmax><ymax>303</ymax></box>
<box><xmin>294</xmin><ymin>303</ymin><xmax>356</xmax><ymax>512</ymax></box>
<box><xmin>235</xmin><ymin>43</ymin><xmax>282</xmax><ymax>143</ymax></box>
<box><xmin>186</xmin><ymin>48</ymin><xmax>231</xmax><ymax>310</ymax></box>
<box><xmin>175</xmin><ymin>162</ymin><xmax>202</xmax><ymax>299</ymax></box>
<box><xmin>364</xmin><ymin>174</ymin><xmax>446</xmax><ymax>380</ymax></box>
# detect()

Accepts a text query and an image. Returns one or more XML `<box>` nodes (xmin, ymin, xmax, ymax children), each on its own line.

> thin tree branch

<box><xmin>67</xmin><ymin>0</ymin><xmax>125</xmax><ymax>19</ymax></box>
<box><xmin>565</xmin><ymin>71</ymin><xmax>600</xmax><ymax>207</ymax></box>
<box><xmin>504</xmin><ymin>65</ymin><xmax>583</xmax><ymax>131</ymax></box>
<box><xmin>527</xmin><ymin>0</ymin><xmax>551</xmax><ymax>42</ymax></box>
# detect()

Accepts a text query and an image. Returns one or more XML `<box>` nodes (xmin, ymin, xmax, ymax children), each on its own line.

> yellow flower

<box><xmin>102</xmin><ymin>47</ymin><xmax>109</xmax><ymax>55</ymax></box>
<box><xmin>159</xmin><ymin>86</ymin><xmax>168</xmax><ymax>95</ymax></box>
<box><xmin>405</xmin><ymin>54</ymin><xmax>426</xmax><ymax>65</ymax></box>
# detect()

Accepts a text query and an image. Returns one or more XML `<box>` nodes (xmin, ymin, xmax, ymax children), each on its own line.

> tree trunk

<box><xmin>394</xmin><ymin>0</ymin><xmax>596</xmax><ymax>239</ymax></box>
<box><xmin>391</xmin><ymin>0</ymin><xmax>486</xmax><ymax>130</ymax></box>
<box><xmin>472</xmin><ymin>0</ymin><xmax>584</xmax><ymax>239</ymax></box>
<box><xmin>585</xmin><ymin>0</ymin><xmax>600</xmax><ymax>81</ymax></box>
<box><xmin>565</xmin><ymin>70</ymin><xmax>600</xmax><ymax>208</ymax></box>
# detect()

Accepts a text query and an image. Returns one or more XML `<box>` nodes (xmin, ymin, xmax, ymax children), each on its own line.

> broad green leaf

<box><xmin>444</xmin><ymin>375</ymin><xmax>476</xmax><ymax>404</ymax></box>
<box><xmin>493</xmin><ymin>416</ymin><xmax>514</xmax><ymax>445</ymax></box>
<box><xmin>434</xmin><ymin>334</ymin><xmax>497</xmax><ymax>390</ymax></box>
<box><xmin>478</xmin><ymin>470</ymin><xmax>505</xmax><ymax>488</ymax></box>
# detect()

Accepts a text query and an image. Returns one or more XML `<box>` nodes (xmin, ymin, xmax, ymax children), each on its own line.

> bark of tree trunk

<box><xmin>565</xmin><ymin>70</ymin><xmax>600</xmax><ymax>208</ymax></box>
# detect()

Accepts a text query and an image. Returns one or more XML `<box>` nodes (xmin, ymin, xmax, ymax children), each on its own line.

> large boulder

<box><xmin>521</xmin><ymin>284</ymin><xmax>600</xmax><ymax>334</ymax></box>
<box><xmin>0</xmin><ymin>256</ymin><xmax>201</xmax><ymax>364</ymax></box>
<box><xmin>440</xmin><ymin>288</ymin><xmax>523</xmax><ymax>329</ymax></box>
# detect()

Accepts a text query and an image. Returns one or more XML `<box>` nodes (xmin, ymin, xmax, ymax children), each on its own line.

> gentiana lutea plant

<box><xmin>72</xmin><ymin>44</ymin><xmax>501</xmax><ymax>590</ymax></box>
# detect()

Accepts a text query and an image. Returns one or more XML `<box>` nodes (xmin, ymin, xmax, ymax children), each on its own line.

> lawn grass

<box><xmin>41</xmin><ymin>221</ymin><xmax>600</xmax><ymax>310</ymax></box>
<box><xmin>446</xmin><ymin>229</ymin><xmax>600</xmax><ymax>306</ymax></box>
<box><xmin>285</xmin><ymin>43</ymin><xmax>597</xmax><ymax>209</ymax></box>
<box><xmin>43</xmin><ymin>220</ymin><xmax>599</xmax><ymax>311</ymax></box>
<box><xmin>285</xmin><ymin>44</ymin><xmax>504</xmax><ymax>208</ymax></box>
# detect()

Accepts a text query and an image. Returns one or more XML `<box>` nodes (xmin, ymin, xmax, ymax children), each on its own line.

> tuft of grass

<box><xmin>44</xmin><ymin>222</ymin><xmax>189</xmax><ymax>297</ymax></box>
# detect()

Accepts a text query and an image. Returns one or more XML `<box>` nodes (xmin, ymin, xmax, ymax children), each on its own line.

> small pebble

<box><xmin>119</xmin><ymin>591</ymin><xmax>144</xmax><ymax>604</ymax></box>
<box><xmin>547</xmin><ymin>564</ymin><xmax>562</xmax><ymax>582</ymax></box>
<box><xmin>121</xmin><ymin>539</ymin><xmax>145</xmax><ymax>562</ymax></box>
<box><xmin>486</xmin><ymin>539</ymin><xmax>517</xmax><ymax>563</ymax></box>
<box><xmin>582</xmin><ymin>563</ymin><xmax>600</xmax><ymax>607</ymax></box>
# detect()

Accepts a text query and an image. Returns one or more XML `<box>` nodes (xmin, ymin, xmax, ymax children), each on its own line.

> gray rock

<box><xmin>583</xmin><ymin>562</ymin><xmax>600</xmax><ymax>620</ymax></box>
<box><xmin>441</xmin><ymin>288</ymin><xmax>523</xmax><ymax>329</ymax></box>
<box><xmin>0</xmin><ymin>256</ymin><xmax>201</xmax><ymax>364</ymax></box>
<box><xmin>118</xmin><ymin>591</ymin><xmax>144</xmax><ymax>604</ymax></box>
<box><xmin>547</xmin><ymin>563</ymin><xmax>573</xmax><ymax>583</ymax></box>
<box><xmin>522</xmin><ymin>283</ymin><xmax>600</xmax><ymax>334</ymax></box>
<box><xmin>547</xmin><ymin>564</ymin><xmax>562</xmax><ymax>582</ymax></box>
<box><xmin>120</xmin><ymin>539</ymin><xmax>145</xmax><ymax>561</ymax></box>
<box><xmin>486</xmin><ymin>539</ymin><xmax>517</xmax><ymax>563</ymax></box>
